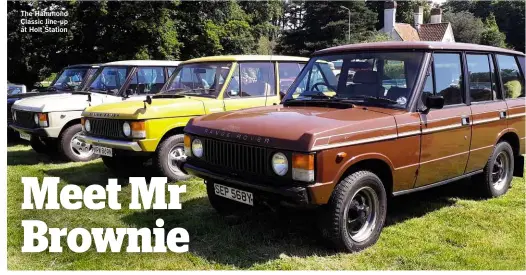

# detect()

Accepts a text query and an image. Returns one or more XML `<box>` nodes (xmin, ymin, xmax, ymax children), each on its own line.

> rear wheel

<box><xmin>59</xmin><ymin>124</ymin><xmax>97</xmax><ymax>162</ymax></box>
<box><xmin>319</xmin><ymin>170</ymin><xmax>387</xmax><ymax>252</ymax></box>
<box><xmin>474</xmin><ymin>142</ymin><xmax>514</xmax><ymax>198</ymax></box>
<box><xmin>154</xmin><ymin>134</ymin><xmax>190</xmax><ymax>182</ymax></box>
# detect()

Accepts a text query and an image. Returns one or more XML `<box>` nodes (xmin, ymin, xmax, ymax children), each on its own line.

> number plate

<box><xmin>19</xmin><ymin>132</ymin><xmax>31</xmax><ymax>141</ymax></box>
<box><xmin>214</xmin><ymin>183</ymin><xmax>253</xmax><ymax>206</ymax></box>
<box><xmin>93</xmin><ymin>146</ymin><xmax>113</xmax><ymax>157</ymax></box>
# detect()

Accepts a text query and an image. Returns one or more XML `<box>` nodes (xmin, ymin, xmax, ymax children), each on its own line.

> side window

<box><xmin>433</xmin><ymin>53</ymin><xmax>464</xmax><ymax>105</ymax></box>
<box><xmin>420</xmin><ymin>69</ymin><xmax>434</xmax><ymax>105</ymax></box>
<box><xmin>497</xmin><ymin>55</ymin><xmax>525</xmax><ymax>99</ymax></box>
<box><xmin>128</xmin><ymin>67</ymin><xmax>165</xmax><ymax>95</ymax></box>
<box><xmin>466</xmin><ymin>54</ymin><xmax>495</xmax><ymax>102</ymax></box>
<box><xmin>238</xmin><ymin>62</ymin><xmax>275</xmax><ymax>97</ymax></box>
<box><xmin>278</xmin><ymin>62</ymin><xmax>305</xmax><ymax>93</ymax></box>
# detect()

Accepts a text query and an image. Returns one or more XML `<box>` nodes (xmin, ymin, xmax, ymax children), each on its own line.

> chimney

<box><xmin>413</xmin><ymin>6</ymin><xmax>423</xmax><ymax>29</ymax></box>
<box><xmin>430</xmin><ymin>8</ymin><xmax>442</xmax><ymax>23</ymax></box>
<box><xmin>383</xmin><ymin>1</ymin><xmax>397</xmax><ymax>36</ymax></box>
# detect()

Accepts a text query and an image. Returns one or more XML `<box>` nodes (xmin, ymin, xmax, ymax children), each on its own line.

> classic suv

<box><xmin>7</xmin><ymin>64</ymin><xmax>99</xmax><ymax>135</ymax></box>
<box><xmin>180</xmin><ymin>42</ymin><xmax>525</xmax><ymax>252</ymax></box>
<box><xmin>78</xmin><ymin>55</ymin><xmax>308</xmax><ymax>181</ymax></box>
<box><xmin>10</xmin><ymin>60</ymin><xmax>180</xmax><ymax>162</ymax></box>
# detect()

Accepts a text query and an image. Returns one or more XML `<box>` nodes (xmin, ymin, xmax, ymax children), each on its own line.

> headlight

<box><xmin>271</xmin><ymin>152</ymin><xmax>288</xmax><ymax>176</ymax></box>
<box><xmin>123</xmin><ymin>122</ymin><xmax>131</xmax><ymax>137</ymax></box>
<box><xmin>12</xmin><ymin>111</ymin><xmax>16</xmax><ymax>121</ymax></box>
<box><xmin>84</xmin><ymin>119</ymin><xmax>91</xmax><ymax>132</ymax></box>
<box><xmin>192</xmin><ymin>138</ymin><xmax>203</xmax><ymax>158</ymax></box>
<box><xmin>34</xmin><ymin>114</ymin><xmax>39</xmax><ymax>124</ymax></box>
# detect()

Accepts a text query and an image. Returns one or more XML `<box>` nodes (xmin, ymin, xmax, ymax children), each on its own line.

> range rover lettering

<box><xmin>10</xmin><ymin>60</ymin><xmax>181</xmax><ymax>162</ymax></box>
<box><xmin>180</xmin><ymin>42</ymin><xmax>525</xmax><ymax>252</ymax></box>
<box><xmin>78</xmin><ymin>55</ymin><xmax>307</xmax><ymax>181</ymax></box>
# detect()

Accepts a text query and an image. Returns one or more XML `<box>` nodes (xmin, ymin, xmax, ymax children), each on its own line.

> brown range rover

<box><xmin>179</xmin><ymin>42</ymin><xmax>525</xmax><ymax>252</ymax></box>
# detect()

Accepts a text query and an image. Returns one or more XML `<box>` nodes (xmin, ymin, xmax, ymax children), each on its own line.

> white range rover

<box><xmin>10</xmin><ymin>60</ymin><xmax>181</xmax><ymax>162</ymax></box>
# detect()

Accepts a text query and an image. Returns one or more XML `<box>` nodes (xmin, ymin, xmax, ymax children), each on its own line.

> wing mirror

<box><xmin>421</xmin><ymin>95</ymin><xmax>444</xmax><ymax>114</ymax></box>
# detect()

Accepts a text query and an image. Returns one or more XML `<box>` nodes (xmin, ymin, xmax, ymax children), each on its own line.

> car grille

<box><xmin>13</xmin><ymin>110</ymin><xmax>37</xmax><ymax>128</ymax></box>
<box><xmin>88</xmin><ymin>119</ymin><xmax>126</xmax><ymax>139</ymax></box>
<box><xmin>202</xmin><ymin>138</ymin><xmax>269</xmax><ymax>175</ymax></box>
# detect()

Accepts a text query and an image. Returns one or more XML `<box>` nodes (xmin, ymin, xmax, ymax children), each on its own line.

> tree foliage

<box><xmin>443</xmin><ymin>11</ymin><xmax>484</xmax><ymax>44</ymax></box>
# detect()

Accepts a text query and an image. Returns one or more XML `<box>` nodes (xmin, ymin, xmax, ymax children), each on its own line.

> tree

<box><xmin>443</xmin><ymin>11</ymin><xmax>484</xmax><ymax>44</ymax></box>
<box><xmin>277</xmin><ymin>1</ymin><xmax>378</xmax><ymax>56</ymax></box>
<box><xmin>480</xmin><ymin>13</ymin><xmax>507</xmax><ymax>48</ymax></box>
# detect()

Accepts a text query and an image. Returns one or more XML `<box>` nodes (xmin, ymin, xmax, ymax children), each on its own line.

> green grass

<box><xmin>7</xmin><ymin>142</ymin><xmax>526</xmax><ymax>270</ymax></box>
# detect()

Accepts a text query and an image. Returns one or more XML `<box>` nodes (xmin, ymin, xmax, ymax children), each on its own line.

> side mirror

<box><xmin>228</xmin><ymin>90</ymin><xmax>239</xmax><ymax>97</ymax></box>
<box><xmin>421</xmin><ymin>95</ymin><xmax>444</xmax><ymax>114</ymax></box>
<box><xmin>279</xmin><ymin>91</ymin><xmax>286</xmax><ymax>99</ymax></box>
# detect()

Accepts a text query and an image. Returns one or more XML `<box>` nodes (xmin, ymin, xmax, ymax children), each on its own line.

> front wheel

<box><xmin>154</xmin><ymin>134</ymin><xmax>190</xmax><ymax>182</ymax></box>
<box><xmin>59</xmin><ymin>124</ymin><xmax>97</xmax><ymax>162</ymax></box>
<box><xmin>319</xmin><ymin>170</ymin><xmax>387</xmax><ymax>252</ymax></box>
<box><xmin>474</xmin><ymin>142</ymin><xmax>514</xmax><ymax>198</ymax></box>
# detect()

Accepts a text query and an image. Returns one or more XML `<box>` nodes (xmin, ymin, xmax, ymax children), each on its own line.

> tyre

<box><xmin>474</xmin><ymin>142</ymin><xmax>514</xmax><ymax>198</ymax></box>
<box><xmin>58</xmin><ymin>124</ymin><xmax>97</xmax><ymax>162</ymax></box>
<box><xmin>206</xmin><ymin>182</ymin><xmax>250</xmax><ymax>216</ymax></box>
<box><xmin>154</xmin><ymin>134</ymin><xmax>190</xmax><ymax>182</ymax></box>
<box><xmin>319</xmin><ymin>170</ymin><xmax>387</xmax><ymax>252</ymax></box>
<box><xmin>30</xmin><ymin>136</ymin><xmax>58</xmax><ymax>154</ymax></box>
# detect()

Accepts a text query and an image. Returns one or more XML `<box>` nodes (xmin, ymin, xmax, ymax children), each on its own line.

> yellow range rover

<box><xmin>79</xmin><ymin>55</ymin><xmax>308</xmax><ymax>180</ymax></box>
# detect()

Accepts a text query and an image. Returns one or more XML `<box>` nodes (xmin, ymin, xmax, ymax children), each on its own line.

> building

<box><xmin>380</xmin><ymin>1</ymin><xmax>455</xmax><ymax>42</ymax></box>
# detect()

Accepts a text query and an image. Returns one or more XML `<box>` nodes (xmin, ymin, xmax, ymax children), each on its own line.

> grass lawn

<box><xmin>7</xmin><ymin>142</ymin><xmax>526</xmax><ymax>270</ymax></box>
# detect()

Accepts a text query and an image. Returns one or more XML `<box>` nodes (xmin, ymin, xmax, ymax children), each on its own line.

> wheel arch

<box><xmin>497</xmin><ymin>129</ymin><xmax>521</xmax><ymax>157</ymax></box>
<box><xmin>335</xmin><ymin>153</ymin><xmax>395</xmax><ymax>196</ymax></box>
<box><xmin>58</xmin><ymin>118</ymin><xmax>82</xmax><ymax>138</ymax></box>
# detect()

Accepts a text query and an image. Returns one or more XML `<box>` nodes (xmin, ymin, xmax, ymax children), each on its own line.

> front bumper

<box><xmin>181</xmin><ymin>162</ymin><xmax>311</xmax><ymax>205</ymax></box>
<box><xmin>77</xmin><ymin>134</ymin><xmax>143</xmax><ymax>151</ymax></box>
<box><xmin>9</xmin><ymin>124</ymin><xmax>61</xmax><ymax>138</ymax></box>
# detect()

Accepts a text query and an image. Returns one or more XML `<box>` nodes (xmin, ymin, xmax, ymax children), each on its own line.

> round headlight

<box><xmin>84</xmin><ymin>119</ymin><xmax>91</xmax><ymax>132</ymax></box>
<box><xmin>271</xmin><ymin>152</ymin><xmax>288</xmax><ymax>176</ymax></box>
<box><xmin>192</xmin><ymin>138</ymin><xmax>203</xmax><ymax>158</ymax></box>
<box><xmin>123</xmin><ymin>122</ymin><xmax>131</xmax><ymax>137</ymax></box>
<box><xmin>34</xmin><ymin>114</ymin><xmax>39</xmax><ymax>124</ymax></box>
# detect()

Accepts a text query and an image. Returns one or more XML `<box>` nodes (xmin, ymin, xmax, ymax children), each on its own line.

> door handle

<box><xmin>461</xmin><ymin>116</ymin><xmax>470</xmax><ymax>126</ymax></box>
<box><xmin>499</xmin><ymin>111</ymin><xmax>507</xmax><ymax>119</ymax></box>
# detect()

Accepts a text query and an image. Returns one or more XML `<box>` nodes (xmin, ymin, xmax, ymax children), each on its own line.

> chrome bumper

<box><xmin>77</xmin><ymin>135</ymin><xmax>143</xmax><ymax>151</ymax></box>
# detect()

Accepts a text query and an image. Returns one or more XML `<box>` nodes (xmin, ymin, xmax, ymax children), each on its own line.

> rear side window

<box><xmin>466</xmin><ymin>54</ymin><xmax>498</xmax><ymax>102</ymax></box>
<box><xmin>497</xmin><ymin>55</ymin><xmax>525</xmax><ymax>99</ymax></box>
<box><xmin>278</xmin><ymin>62</ymin><xmax>305</xmax><ymax>93</ymax></box>
<box><xmin>428</xmin><ymin>53</ymin><xmax>464</xmax><ymax>106</ymax></box>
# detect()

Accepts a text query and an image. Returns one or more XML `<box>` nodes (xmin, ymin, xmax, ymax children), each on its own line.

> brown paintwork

<box><xmin>184</xmin><ymin>42</ymin><xmax>526</xmax><ymax>205</ymax></box>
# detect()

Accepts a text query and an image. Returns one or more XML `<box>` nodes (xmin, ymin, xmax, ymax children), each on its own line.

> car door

<box><xmin>223</xmin><ymin>62</ymin><xmax>277</xmax><ymax>111</ymax></box>
<box><xmin>465</xmin><ymin>53</ymin><xmax>509</xmax><ymax>173</ymax></box>
<box><xmin>415</xmin><ymin>52</ymin><xmax>472</xmax><ymax>187</ymax></box>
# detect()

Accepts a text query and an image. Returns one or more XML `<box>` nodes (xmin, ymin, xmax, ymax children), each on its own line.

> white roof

<box><xmin>102</xmin><ymin>60</ymin><xmax>182</xmax><ymax>66</ymax></box>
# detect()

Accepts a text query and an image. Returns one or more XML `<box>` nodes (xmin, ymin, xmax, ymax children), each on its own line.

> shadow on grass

<box><xmin>7</xmin><ymin>147</ymin><xmax>69</xmax><ymax>166</ymax></box>
<box><xmin>43</xmin><ymin>160</ymin><xmax>161</xmax><ymax>187</ymax></box>
<box><xmin>121</xmin><ymin>177</ymin><xmax>484</xmax><ymax>268</ymax></box>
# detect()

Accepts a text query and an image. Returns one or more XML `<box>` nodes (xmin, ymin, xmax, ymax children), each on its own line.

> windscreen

<box><xmin>51</xmin><ymin>68</ymin><xmax>89</xmax><ymax>90</ymax></box>
<box><xmin>87</xmin><ymin>66</ymin><xmax>130</xmax><ymax>95</ymax></box>
<box><xmin>284</xmin><ymin>52</ymin><xmax>425</xmax><ymax>109</ymax></box>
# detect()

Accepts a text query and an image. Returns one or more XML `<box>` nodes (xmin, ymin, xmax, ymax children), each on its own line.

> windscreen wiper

<box><xmin>346</xmin><ymin>95</ymin><xmax>398</xmax><ymax>104</ymax></box>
